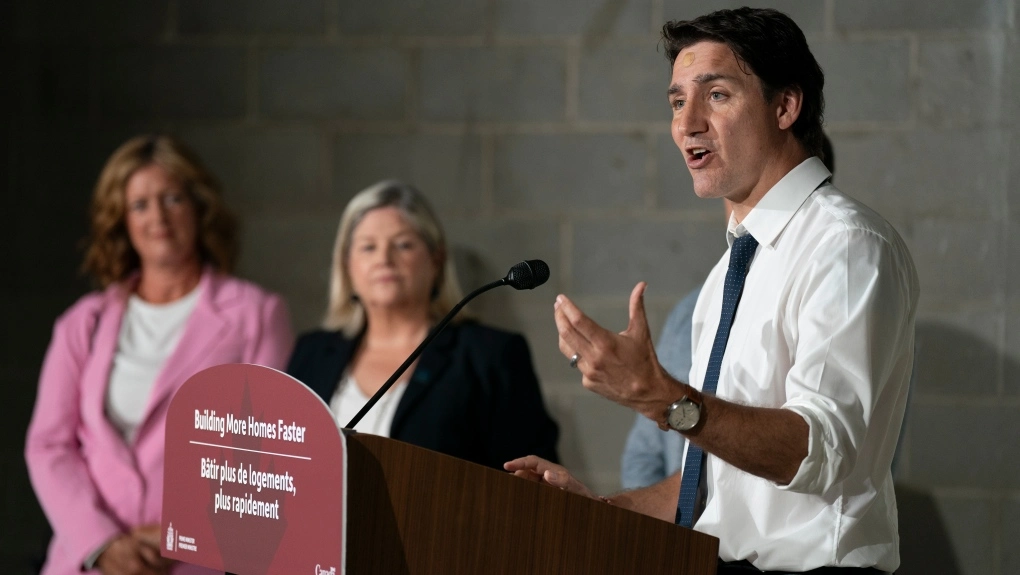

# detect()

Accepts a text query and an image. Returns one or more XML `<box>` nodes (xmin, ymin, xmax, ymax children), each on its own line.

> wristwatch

<box><xmin>662</xmin><ymin>388</ymin><xmax>704</xmax><ymax>432</ymax></box>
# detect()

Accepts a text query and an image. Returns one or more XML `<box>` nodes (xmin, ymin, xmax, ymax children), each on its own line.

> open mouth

<box><xmin>686</xmin><ymin>146</ymin><xmax>712</xmax><ymax>166</ymax></box>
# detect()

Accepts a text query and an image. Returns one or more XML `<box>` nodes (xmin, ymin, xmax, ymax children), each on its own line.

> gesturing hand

<box><xmin>554</xmin><ymin>282</ymin><xmax>683</xmax><ymax>421</ymax></box>
<box><xmin>504</xmin><ymin>456</ymin><xmax>596</xmax><ymax>500</ymax></box>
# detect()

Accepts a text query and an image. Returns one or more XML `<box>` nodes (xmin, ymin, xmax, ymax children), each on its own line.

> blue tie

<box><xmin>675</xmin><ymin>233</ymin><xmax>759</xmax><ymax>528</ymax></box>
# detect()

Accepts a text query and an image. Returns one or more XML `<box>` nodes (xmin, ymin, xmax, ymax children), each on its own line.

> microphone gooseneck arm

<box><xmin>344</xmin><ymin>278</ymin><xmax>506</xmax><ymax>430</ymax></box>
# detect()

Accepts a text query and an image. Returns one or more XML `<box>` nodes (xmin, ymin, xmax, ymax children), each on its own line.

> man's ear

<box><xmin>776</xmin><ymin>86</ymin><xmax>803</xmax><ymax>131</ymax></box>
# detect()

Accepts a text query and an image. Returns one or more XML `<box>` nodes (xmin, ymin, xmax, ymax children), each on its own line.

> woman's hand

<box><xmin>129</xmin><ymin>524</ymin><xmax>165</xmax><ymax>550</ymax></box>
<box><xmin>504</xmin><ymin>455</ymin><xmax>597</xmax><ymax>500</ymax></box>
<box><xmin>97</xmin><ymin>524</ymin><xmax>172</xmax><ymax>575</ymax></box>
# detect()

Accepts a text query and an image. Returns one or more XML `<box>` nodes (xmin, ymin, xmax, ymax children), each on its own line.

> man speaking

<box><xmin>506</xmin><ymin>8</ymin><xmax>917</xmax><ymax>575</ymax></box>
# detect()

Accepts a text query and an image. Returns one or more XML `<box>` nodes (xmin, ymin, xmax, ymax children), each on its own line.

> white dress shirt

<box><xmin>686</xmin><ymin>157</ymin><xmax>918</xmax><ymax>572</ymax></box>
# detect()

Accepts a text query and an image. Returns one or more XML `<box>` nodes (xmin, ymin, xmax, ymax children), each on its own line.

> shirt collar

<box><xmin>726</xmin><ymin>156</ymin><xmax>832</xmax><ymax>249</ymax></box>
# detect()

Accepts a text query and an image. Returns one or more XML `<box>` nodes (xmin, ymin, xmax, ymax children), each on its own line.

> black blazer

<box><xmin>286</xmin><ymin>321</ymin><xmax>559</xmax><ymax>469</ymax></box>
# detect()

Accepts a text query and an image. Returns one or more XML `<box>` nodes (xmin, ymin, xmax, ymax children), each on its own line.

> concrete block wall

<box><xmin>2</xmin><ymin>1</ymin><xmax>1017</xmax><ymax>573</ymax></box>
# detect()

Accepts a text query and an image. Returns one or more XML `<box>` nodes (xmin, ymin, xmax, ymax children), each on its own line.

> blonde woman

<box><xmin>25</xmin><ymin>135</ymin><xmax>293</xmax><ymax>575</ymax></box>
<box><xmin>286</xmin><ymin>181</ymin><xmax>558</xmax><ymax>469</ymax></box>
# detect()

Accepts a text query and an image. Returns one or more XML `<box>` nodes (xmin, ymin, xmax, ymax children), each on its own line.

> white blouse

<box><xmin>106</xmin><ymin>288</ymin><xmax>200</xmax><ymax>441</ymax></box>
<box><xmin>329</xmin><ymin>373</ymin><xmax>408</xmax><ymax>436</ymax></box>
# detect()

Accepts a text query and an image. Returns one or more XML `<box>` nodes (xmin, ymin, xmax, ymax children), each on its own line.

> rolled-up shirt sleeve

<box><xmin>778</xmin><ymin>225</ymin><xmax>916</xmax><ymax>494</ymax></box>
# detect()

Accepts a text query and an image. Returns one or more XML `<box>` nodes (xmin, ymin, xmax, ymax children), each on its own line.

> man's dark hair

<box><xmin>662</xmin><ymin>8</ymin><xmax>825</xmax><ymax>157</ymax></box>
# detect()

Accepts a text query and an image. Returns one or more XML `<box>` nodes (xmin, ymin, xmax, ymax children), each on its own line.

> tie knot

<box><xmin>730</xmin><ymin>234</ymin><xmax>758</xmax><ymax>271</ymax></box>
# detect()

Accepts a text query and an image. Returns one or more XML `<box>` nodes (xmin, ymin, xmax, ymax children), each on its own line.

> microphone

<box><xmin>504</xmin><ymin>259</ymin><xmax>550</xmax><ymax>290</ymax></box>
<box><xmin>345</xmin><ymin>260</ymin><xmax>550</xmax><ymax>430</ymax></box>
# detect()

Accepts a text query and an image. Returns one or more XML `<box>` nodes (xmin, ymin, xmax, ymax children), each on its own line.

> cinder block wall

<box><xmin>2</xmin><ymin>1</ymin><xmax>1017</xmax><ymax>574</ymax></box>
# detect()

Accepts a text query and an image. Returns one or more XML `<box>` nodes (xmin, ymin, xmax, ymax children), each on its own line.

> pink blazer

<box><xmin>25</xmin><ymin>270</ymin><xmax>294</xmax><ymax>575</ymax></box>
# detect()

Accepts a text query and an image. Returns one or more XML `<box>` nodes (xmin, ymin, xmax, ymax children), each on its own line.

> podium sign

<box><xmin>162</xmin><ymin>364</ymin><xmax>346</xmax><ymax>575</ymax></box>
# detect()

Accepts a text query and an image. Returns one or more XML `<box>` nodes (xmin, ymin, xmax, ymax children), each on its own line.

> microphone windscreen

<box><xmin>505</xmin><ymin>260</ymin><xmax>550</xmax><ymax>290</ymax></box>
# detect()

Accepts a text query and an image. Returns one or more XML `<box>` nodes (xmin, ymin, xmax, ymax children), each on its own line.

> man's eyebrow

<box><xmin>695</xmin><ymin>72</ymin><xmax>734</xmax><ymax>84</ymax></box>
<box><xmin>668</xmin><ymin>72</ymin><xmax>737</xmax><ymax>96</ymax></box>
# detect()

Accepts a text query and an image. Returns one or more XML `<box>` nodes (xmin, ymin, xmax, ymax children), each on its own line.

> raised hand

<box><xmin>554</xmin><ymin>282</ymin><xmax>684</xmax><ymax>422</ymax></box>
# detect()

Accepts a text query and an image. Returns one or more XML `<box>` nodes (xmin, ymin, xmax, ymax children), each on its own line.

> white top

<box><xmin>330</xmin><ymin>373</ymin><xmax>408</xmax><ymax>436</ymax></box>
<box><xmin>686</xmin><ymin>157</ymin><xmax>918</xmax><ymax>572</ymax></box>
<box><xmin>106</xmin><ymin>288</ymin><xmax>200</xmax><ymax>441</ymax></box>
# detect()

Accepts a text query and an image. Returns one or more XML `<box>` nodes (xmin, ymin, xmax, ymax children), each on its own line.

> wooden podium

<box><xmin>162</xmin><ymin>364</ymin><xmax>717</xmax><ymax>574</ymax></box>
<box><xmin>344</xmin><ymin>432</ymin><xmax>718</xmax><ymax>574</ymax></box>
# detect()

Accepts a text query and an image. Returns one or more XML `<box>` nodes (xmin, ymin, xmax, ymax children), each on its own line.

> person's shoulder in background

<box><xmin>203</xmin><ymin>271</ymin><xmax>294</xmax><ymax>368</ymax></box>
<box><xmin>656</xmin><ymin>285</ymin><xmax>703</xmax><ymax>381</ymax></box>
<box><xmin>209</xmin><ymin>271</ymin><xmax>289</xmax><ymax>312</ymax></box>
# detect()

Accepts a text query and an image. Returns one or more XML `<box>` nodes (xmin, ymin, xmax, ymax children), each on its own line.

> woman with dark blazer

<box><xmin>286</xmin><ymin>181</ymin><xmax>558</xmax><ymax>470</ymax></box>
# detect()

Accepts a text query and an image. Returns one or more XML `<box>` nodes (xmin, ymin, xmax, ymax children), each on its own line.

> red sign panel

<box><xmin>162</xmin><ymin>364</ymin><xmax>345</xmax><ymax>575</ymax></box>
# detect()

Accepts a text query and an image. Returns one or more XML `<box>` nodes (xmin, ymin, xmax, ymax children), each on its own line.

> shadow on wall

<box><xmin>914</xmin><ymin>322</ymin><xmax>1002</xmax><ymax>399</ymax></box>
<box><xmin>894</xmin><ymin>319</ymin><xmax>1018</xmax><ymax>575</ymax></box>
<box><xmin>895</xmin><ymin>484</ymin><xmax>962</xmax><ymax>575</ymax></box>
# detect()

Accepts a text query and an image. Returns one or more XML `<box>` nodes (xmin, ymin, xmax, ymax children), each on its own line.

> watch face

<box><xmin>668</xmin><ymin>398</ymin><xmax>700</xmax><ymax>431</ymax></box>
